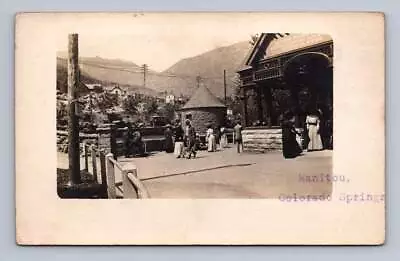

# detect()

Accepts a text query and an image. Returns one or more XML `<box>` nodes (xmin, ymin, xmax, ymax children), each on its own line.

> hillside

<box><xmin>56</xmin><ymin>57</ymin><xmax>160</xmax><ymax>97</ymax></box>
<box><xmin>56</xmin><ymin>40</ymin><xmax>252</xmax><ymax>98</ymax></box>
<box><xmin>163</xmin><ymin>41</ymin><xmax>251</xmax><ymax>97</ymax></box>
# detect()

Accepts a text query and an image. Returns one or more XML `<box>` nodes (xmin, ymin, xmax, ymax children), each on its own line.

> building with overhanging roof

<box><xmin>180</xmin><ymin>84</ymin><xmax>227</xmax><ymax>134</ymax></box>
<box><xmin>237</xmin><ymin>33</ymin><xmax>333</xmax><ymax>152</ymax></box>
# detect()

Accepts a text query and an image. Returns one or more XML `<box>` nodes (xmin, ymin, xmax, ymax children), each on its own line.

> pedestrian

<box><xmin>281</xmin><ymin>111</ymin><xmax>302</xmax><ymax>159</ymax></box>
<box><xmin>324</xmin><ymin>118</ymin><xmax>333</xmax><ymax>150</ymax></box>
<box><xmin>164</xmin><ymin>124</ymin><xmax>174</xmax><ymax>153</ymax></box>
<box><xmin>220</xmin><ymin>125</ymin><xmax>227</xmax><ymax>150</ymax></box>
<box><xmin>132</xmin><ymin>125</ymin><xmax>145</xmax><ymax>156</ymax></box>
<box><xmin>206</xmin><ymin>124</ymin><xmax>216</xmax><ymax>152</ymax></box>
<box><xmin>305</xmin><ymin>109</ymin><xmax>323</xmax><ymax>151</ymax></box>
<box><xmin>124</xmin><ymin>122</ymin><xmax>133</xmax><ymax>158</ymax></box>
<box><xmin>233</xmin><ymin>120</ymin><xmax>243</xmax><ymax>153</ymax></box>
<box><xmin>173</xmin><ymin>119</ymin><xmax>185</xmax><ymax>158</ymax></box>
<box><xmin>214</xmin><ymin>125</ymin><xmax>221</xmax><ymax>151</ymax></box>
<box><xmin>184</xmin><ymin>119</ymin><xmax>197</xmax><ymax>159</ymax></box>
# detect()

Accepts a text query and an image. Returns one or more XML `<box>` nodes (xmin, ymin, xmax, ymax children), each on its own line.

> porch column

<box><xmin>240</xmin><ymin>87</ymin><xmax>248</xmax><ymax>127</ymax></box>
<box><xmin>290</xmin><ymin>87</ymin><xmax>301</xmax><ymax>127</ymax></box>
<box><xmin>256</xmin><ymin>85</ymin><xmax>263</xmax><ymax>124</ymax></box>
<box><xmin>263</xmin><ymin>86</ymin><xmax>275</xmax><ymax>127</ymax></box>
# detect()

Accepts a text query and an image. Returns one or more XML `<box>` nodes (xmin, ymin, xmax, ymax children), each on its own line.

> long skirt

<box><xmin>165</xmin><ymin>137</ymin><xmax>174</xmax><ymax>153</ymax></box>
<box><xmin>174</xmin><ymin>141</ymin><xmax>184</xmax><ymax>158</ymax></box>
<box><xmin>307</xmin><ymin>125</ymin><xmax>323</xmax><ymax>151</ymax></box>
<box><xmin>207</xmin><ymin>135</ymin><xmax>216</xmax><ymax>152</ymax></box>
<box><xmin>220</xmin><ymin>134</ymin><xmax>227</xmax><ymax>149</ymax></box>
<box><xmin>282</xmin><ymin>128</ymin><xmax>302</xmax><ymax>159</ymax></box>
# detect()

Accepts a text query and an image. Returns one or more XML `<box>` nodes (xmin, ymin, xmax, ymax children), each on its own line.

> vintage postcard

<box><xmin>15</xmin><ymin>12</ymin><xmax>385</xmax><ymax>245</ymax></box>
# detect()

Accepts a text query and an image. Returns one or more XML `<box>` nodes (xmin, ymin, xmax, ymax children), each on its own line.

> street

<box><xmin>58</xmin><ymin>146</ymin><xmax>332</xmax><ymax>198</ymax></box>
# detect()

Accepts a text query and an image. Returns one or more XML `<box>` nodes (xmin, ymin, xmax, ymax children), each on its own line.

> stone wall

<box><xmin>180</xmin><ymin>107</ymin><xmax>226</xmax><ymax>134</ymax></box>
<box><xmin>97</xmin><ymin>128</ymin><xmax>113</xmax><ymax>154</ymax></box>
<box><xmin>242</xmin><ymin>127</ymin><xmax>304</xmax><ymax>153</ymax></box>
<box><xmin>97</xmin><ymin>125</ymin><xmax>165</xmax><ymax>156</ymax></box>
<box><xmin>97</xmin><ymin>126</ymin><xmax>128</xmax><ymax>156</ymax></box>
<box><xmin>242</xmin><ymin>128</ymin><xmax>283</xmax><ymax>153</ymax></box>
<box><xmin>56</xmin><ymin>130</ymin><xmax>98</xmax><ymax>153</ymax></box>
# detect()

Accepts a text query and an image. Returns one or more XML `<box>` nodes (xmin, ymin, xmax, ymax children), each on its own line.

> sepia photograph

<box><xmin>16</xmin><ymin>12</ymin><xmax>384</xmax><ymax>245</ymax></box>
<box><xmin>56</xmin><ymin>32</ymin><xmax>333</xmax><ymax>199</ymax></box>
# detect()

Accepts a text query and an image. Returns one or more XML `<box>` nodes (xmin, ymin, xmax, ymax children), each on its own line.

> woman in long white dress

<box><xmin>206</xmin><ymin>125</ymin><xmax>216</xmax><ymax>152</ymax></box>
<box><xmin>220</xmin><ymin>126</ymin><xmax>227</xmax><ymax>150</ymax></box>
<box><xmin>306</xmin><ymin>111</ymin><xmax>323</xmax><ymax>151</ymax></box>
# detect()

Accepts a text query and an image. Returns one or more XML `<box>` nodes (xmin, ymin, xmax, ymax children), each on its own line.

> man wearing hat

<box><xmin>184</xmin><ymin>119</ymin><xmax>197</xmax><ymax>159</ymax></box>
<box><xmin>164</xmin><ymin>123</ymin><xmax>174</xmax><ymax>153</ymax></box>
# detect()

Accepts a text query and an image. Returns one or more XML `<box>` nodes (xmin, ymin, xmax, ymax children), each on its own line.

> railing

<box><xmin>105</xmin><ymin>153</ymin><xmax>150</xmax><ymax>199</ymax></box>
<box><xmin>82</xmin><ymin>143</ymin><xmax>150</xmax><ymax>199</ymax></box>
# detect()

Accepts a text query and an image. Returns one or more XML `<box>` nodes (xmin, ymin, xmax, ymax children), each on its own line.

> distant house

<box><xmin>104</xmin><ymin>85</ymin><xmax>125</xmax><ymax>96</ymax></box>
<box><xmin>85</xmin><ymin>83</ymin><xmax>103</xmax><ymax>93</ymax></box>
<box><xmin>110</xmin><ymin>86</ymin><xmax>123</xmax><ymax>95</ymax></box>
<box><xmin>165</xmin><ymin>94</ymin><xmax>175</xmax><ymax>104</ymax></box>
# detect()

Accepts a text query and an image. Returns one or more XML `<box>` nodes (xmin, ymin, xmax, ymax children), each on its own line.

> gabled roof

<box><xmin>237</xmin><ymin>33</ymin><xmax>274</xmax><ymax>72</ymax></box>
<box><xmin>237</xmin><ymin>33</ymin><xmax>332</xmax><ymax>72</ymax></box>
<box><xmin>182</xmin><ymin>84</ymin><xmax>226</xmax><ymax>110</ymax></box>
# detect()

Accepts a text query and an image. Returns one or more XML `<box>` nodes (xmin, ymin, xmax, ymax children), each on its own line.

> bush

<box><xmin>57</xmin><ymin>168</ymin><xmax>107</xmax><ymax>199</ymax></box>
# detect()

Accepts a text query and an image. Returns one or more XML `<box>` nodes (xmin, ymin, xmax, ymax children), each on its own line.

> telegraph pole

<box><xmin>223</xmin><ymin>69</ymin><xmax>227</xmax><ymax>104</ymax></box>
<box><xmin>67</xmin><ymin>33</ymin><xmax>81</xmax><ymax>184</ymax></box>
<box><xmin>142</xmin><ymin>64</ymin><xmax>148</xmax><ymax>88</ymax></box>
<box><xmin>196</xmin><ymin>75</ymin><xmax>201</xmax><ymax>88</ymax></box>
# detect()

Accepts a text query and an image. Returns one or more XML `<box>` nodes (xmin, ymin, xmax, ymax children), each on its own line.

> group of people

<box><xmin>124</xmin><ymin>123</ymin><xmax>145</xmax><ymax>158</ymax></box>
<box><xmin>124</xmin><ymin>109</ymin><xmax>330</xmax><ymax>160</ymax></box>
<box><xmin>163</xmin><ymin>119</ymin><xmax>244</xmax><ymax>159</ymax></box>
<box><xmin>205</xmin><ymin>124</ymin><xmax>229</xmax><ymax>152</ymax></box>
<box><xmin>281</xmin><ymin>109</ymin><xmax>333</xmax><ymax>159</ymax></box>
<box><xmin>164</xmin><ymin>119</ymin><xmax>198</xmax><ymax>159</ymax></box>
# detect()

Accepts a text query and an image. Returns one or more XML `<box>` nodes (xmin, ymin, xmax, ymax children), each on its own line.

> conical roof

<box><xmin>182</xmin><ymin>84</ymin><xmax>227</xmax><ymax>110</ymax></box>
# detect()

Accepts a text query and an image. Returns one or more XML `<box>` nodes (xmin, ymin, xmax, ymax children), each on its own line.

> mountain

<box><xmin>56</xmin><ymin>57</ymin><xmax>161</xmax><ymax>97</ymax></box>
<box><xmin>56</xmin><ymin>40</ymin><xmax>252</xmax><ymax>98</ymax></box>
<box><xmin>162</xmin><ymin>41</ymin><xmax>251</xmax><ymax>97</ymax></box>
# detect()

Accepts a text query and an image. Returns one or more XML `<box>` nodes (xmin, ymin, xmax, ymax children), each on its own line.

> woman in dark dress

<box><xmin>281</xmin><ymin>112</ymin><xmax>302</xmax><ymax>159</ymax></box>
<box><xmin>164</xmin><ymin>124</ymin><xmax>174</xmax><ymax>153</ymax></box>
<box><xmin>124</xmin><ymin>123</ymin><xmax>134</xmax><ymax>158</ymax></box>
<box><xmin>214</xmin><ymin>125</ymin><xmax>221</xmax><ymax>151</ymax></box>
<box><xmin>173</xmin><ymin>120</ymin><xmax>185</xmax><ymax>158</ymax></box>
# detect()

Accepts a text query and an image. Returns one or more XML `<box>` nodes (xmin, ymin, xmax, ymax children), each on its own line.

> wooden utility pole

<box><xmin>142</xmin><ymin>64</ymin><xmax>148</xmax><ymax>88</ymax></box>
<box><xmin>67</xmin><ymin>33</ymin><xmax>81</xmax><ymax>184</ymax></box>
<box><xmin>223</xmin><ymin>70</ymin><xmax>227</xmax><ymax>104</ymax></box>
<box><xmin>196</xmin><ymin>76</ymin><xmax>201</xmax><ymax>88</ymax></box>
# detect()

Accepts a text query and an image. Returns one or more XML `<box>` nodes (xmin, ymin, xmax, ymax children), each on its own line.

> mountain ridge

<box><xmin>56</xmin><ymin>40</ymin><xmax>253</xmax><ymax>98</ymax></box>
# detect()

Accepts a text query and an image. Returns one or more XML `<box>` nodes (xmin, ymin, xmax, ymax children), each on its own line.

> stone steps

<box><xmin>242</xmin><ymin>128</ymin><xmax>283</xmax><ymax>152</ymax></box>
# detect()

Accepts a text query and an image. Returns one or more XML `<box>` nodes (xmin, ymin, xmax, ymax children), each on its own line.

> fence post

<box><xmin>122</xmin><ymin>163</ymin><xmax>139</xmax><ymax>199</ymax></box>
<box><xmin>105</xmin><ymin>153</ymin><xmax>116</xmax><ymax>199</ymax></box>
<box><xmin>91</xmin><ymin>145</ymin><xmax>98</xmax><ymax>183</ymax></box>
<box><xmin>128</xmin><ymin>172</ymin><xmax>150</xmax><ymax>199</ymax></box>
<box><xmin>99</xmin><ymin>150</ymin><xmax>107</xmax><ymax>186</ymax></box>
<box><xmin>110</xmin><ymin>124</ymin><xmax>117</xmax><ymax>160</ymax></box>
<box><xmin>84</xmin><ymin>143</ymin><xmax>89</xmax><ymax>171</ymax></box>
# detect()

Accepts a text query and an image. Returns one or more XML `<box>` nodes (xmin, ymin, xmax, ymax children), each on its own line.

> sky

<box><xmin>57</xmin><ymin>32</ymin><xmax>256</xmax><ymax>72</ymax></box>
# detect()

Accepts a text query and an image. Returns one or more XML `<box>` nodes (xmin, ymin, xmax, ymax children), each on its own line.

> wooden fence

<box><xmin>82</xmin><ymin>143</ymin><xmax>150</xmax><ymax>199</ymax></box>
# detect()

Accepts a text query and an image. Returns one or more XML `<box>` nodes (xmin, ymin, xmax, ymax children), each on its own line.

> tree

<box><xmin>97</xmin><ymin>92</ymin><xmax>118</xmax><ymax>113</ymax></box>
<box><xmin>159</xmin><ymin>102</ymin><xmax>178</xmax><ymax>122</ymax></box>
<box><xmin>145</xmin><ymin>99</ymin><xmax>159</xmax><ymax>115</ymax></box>
<box><xmin>56</xmin><ymin>100</ymin><xmax>68</xmax><ymax>127</ymax></box>
<box><xmin>122</xmin><ymin>95</ymin><xmax>139</xmax><ymax>114</ymax></box>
